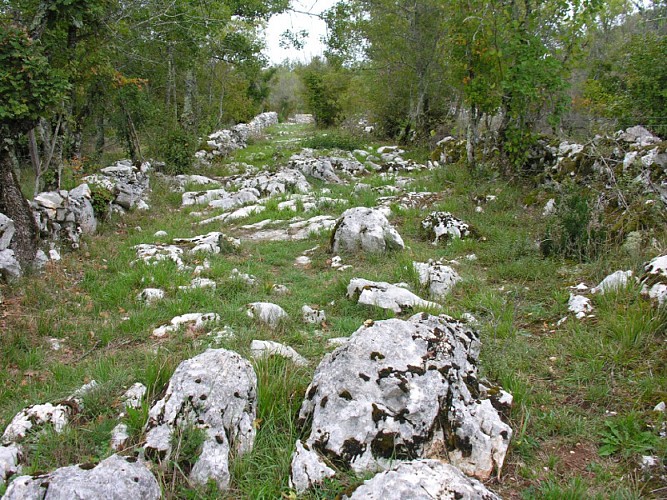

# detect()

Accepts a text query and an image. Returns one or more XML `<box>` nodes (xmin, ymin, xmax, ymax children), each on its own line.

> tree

<box><xmin>0</xmin><ymin>24</ymin><xmax>68</xmax><ymax>265</ymax></box>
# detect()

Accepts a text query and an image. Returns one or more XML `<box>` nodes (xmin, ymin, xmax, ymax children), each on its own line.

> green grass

<box><xmin>1</xmin><ymin>121</ymin><xmax>666</xmax><ymax>498</ymax></box>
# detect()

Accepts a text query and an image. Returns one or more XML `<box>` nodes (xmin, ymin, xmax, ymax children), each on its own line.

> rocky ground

<box><xmin>0</xmin><ymin>120</ymin><xmax>665</xmax><ymax>498</ymax></box>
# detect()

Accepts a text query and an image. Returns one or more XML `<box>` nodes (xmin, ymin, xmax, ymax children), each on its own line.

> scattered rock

<box><xmin>0</xmin><ymin>444</ymin><xmax>21</xmax><ymax>487</ymax></box>
<box><xmin>152</xmin><ymin>312</ymin><xmax>220</xmax><ymax>338</ymax></box>
<box><xmin>542</xmin><ymin>198</ymin><xmax>556</xmax><ymax>216</ymax></box>
<box><xmin>271</xmin><ymin>284</ymin><xmax>290</xmax><ymax>295</ymax></box>
<box><xmin>144</xmin><ymin>349</ymin><xmax>257</xmax><ymax>489</ymax></box>
<box><xmin>110</xmin><ymin>423</ymin><xmax>130</xmax><ymax>451</ymax></box>
<box><xmin>288</xmin><ymin>114</ymin><xmax>315</xmax><ymax>124</ymax></box>
<box><xmin>654</xmin><ymin>401</ymin><xmax>666</xmax><ymax>413</ymax></box>
<box><xmin>289</xmin><ymin>440</ymin><xmax>335</xmax><ymax>493</ymax></box>
<box><xmin>246</xmin><ymin>302</ymin><xmax>288</xmax><ymax>328</ymax></box>
<box><xmin>153</xmin><ymin>230</ymin><xmax>168</xmax><ymax>238</ymax></box>
<box><xmin>122</xmin><ymin>383</ymin><xmax>147</xmax><ymax>409</ymax></box>
<box><xmin>413</xmin><ymin>261</ymin><xmax>461</xmax><ymax>299</ymax></box>
<box><xmin>182</xmin><ymin>188</ymin><xmax>228</xmax><ymax>207</ymax></box>
<box><xmin>137</xmin><ymin>288</ymin><xmax>165</xmax><ymax>304</ymax></box>
<box><xmin>3</xmin><ymin>454</ymin><xmax>160</xmax><ymax>500</ymax></box>
<box><xmin>230</xmin><ymin>268</ymin><xmax>257</xmax><ymax>286</ymax></box>
<box><xmin>347</xmin><ymin>278</ymin><xmax>441</xmax><ymax>313</ymax></box>
<box><xmin>0</xmin><ymin>213</ymin><xmax>15</xmax><ymax>251</ymax></box>
<box><xmin>0</xmin><ymin>249</ymin><xmax>21</xmax><ymax>280</ymax></box>
<box><xmin>302</xmin><ymin>305</ymin><xmax>326</xmax><ymax>324</ymax></box>
<box><xmin>421</xmin><ymin>212</ymin><xmax>472</xmax><ymax>245</ymax></box>
<box><xmin>343</xmin><ymin>460</ymin><xmax>500</xmax><ymax>500</ymax></box>
<box><xmin>331</xmin><ymin>207</ymin><xmax>404</xmax><ymax>254</ymax></box>
<box><xmin>291</xmin><ymin>314</ymin><xmax>512</xmax><ymax>491</ymax></box>
<box><xmin>294</xmin><ymin>256</ymin><xmax>311</xmax><ymax>267</ymax></box>
<box><xmin>179</xmin><ymin>278</ymin><xmax>217</xmax><ymax>290</ymax></box>
<box><xmin>250</xmin><ymin>340</ymin><xmax>308</xmax><ymax>366</ymax></box>
<box><xmin>640</xmin><ymin>254</ymin><xmax>667</xmax><ymax>306</ymax></box>
<box><xmin>591</xmin><ymin>270</ymin><xmax>634</xmax><ymax>294</ymax></box>
<box><xmin>133</xmin><ymin>244</ymin><xmax>184</xmax><ymax>270</ymax></box>
<box><xmin>173</xmin><ymin>232</ymin><xmax>240</xmax><ymax>255</ymax></box>
<box><xmin>568</xmin><ymin>294</ymin><xmax>593</xmax><ymax>319</ymax></box>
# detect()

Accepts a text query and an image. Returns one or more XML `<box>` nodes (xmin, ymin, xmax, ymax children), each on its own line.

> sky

<box><xmin>263</xmin><ymin>0</ymin><xmax>338</xmax><ymax>65</ymax></box>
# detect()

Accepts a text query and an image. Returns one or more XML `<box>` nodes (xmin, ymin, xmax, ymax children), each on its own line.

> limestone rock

<box><xmin>591</xmin><ymin>270</ymin><xmax>634</xmax><ymax>294</ymax></box>
<box><xmin>347</xmin><ymin>278</ymin><xmax>441</xmax><ymax>313</ymax></box>
<box><xmin>0</xmin><ymin>444</ymin><xmax>21</xmax><ymax>487</ymax></box>
<box><xmin>568</xmin><ymin>294</ymin><xmax>593</xmax><ymax>319</ymax></box>
<box><xmin>250</xmin><ymin>340</ymin><xmax>308</xmax><ymax>366</ymax></box>
<box><xmin>0</xmin><ymin>213</ymin><xmax>15</xmax><ymax>251</ymax></box>
<box><xmin>302</xmin><ymin>305</ymin><xmax>326</xmax><ymax>324</ymax></box>
<box><xmin>344</xmin><ymin>459</ymin><xmax>500</xmax><ymax>499</ymax></box>
<box><xmin>0</xmin><ymin>249</ymin><xmax>21</xmax><ymax>280</ymax></box>
<box><xmin>182</xmin><ymin>188</ymin><xmax>228</xmax><ymax>207</ymax></box>
<box><xmin>110</xmin><ymin>423</ymin><xmax>130</xmax><ymax>451</ymax></box>
<box><xmin>290</xmin><ymin>153</ymin><xmax>343</xmax><ymax>184</ymax></box>
<box><xmin>413</xmin><ymin>261</ymin><xmax>461</xmax><ymax>299</ymax></box>
<box><xmin>2</xmin><ymin>403</ymin><xmax>72</xmax><ymax>444</ymax></box>
<box><xmin>292</xmin><ymin>314</ymin><xmax>512</xmax><ymax>491</ymax></box>
<box><xmin>173</xmin><ymin>232</ymin><xmax>240</xmax><ymax>255</ymax></box>
<box><xmin>246</xmin><ymin>302</ymin><xmax>288</xmax><ymax>328</ymax></box>
<box><xmin>3</xmin><ymin>454</ymin><xmax>160</xmax><ymax>500</ymax></box>
<box><xmin>289</xmin><ymin>440</ymin><xmax>335</xmax><ymax>493</ymax></box>
<box><xmin>137</xmin><ymin>288</ymin><xmax>165</xmax><ymax>304</ymax></box>
<box><xmin>122</xmin><ymin>383</ymin><xmax>147</xmax><ymax>409</ymax></box>
<box><xmin>640</xmin><ymin>254</ymin><xmax>667</xmax><ymax>305</ymax></box>
<box><xmin>144</xmin><ymin>349</ymin><xmax>257</xmax><ymax>489</ymax></box>
<box><xmin>152</xmin><ymin>312</ymin><xmax>219</xmax><ymax>338</ymax></box>
<box><xmin>133</xmin><ymin>244</ymin><xmax>184</xmax><ymax>270</ymax></box>
<box><xmin>421</xmin><ymin>212</ymin><xmax>472</xmax><ymax>245</ymax></box>
<box><xmin>331</xmin><ymin>207</ymin><xmax>404</xmax><ymax>254</ymax></box>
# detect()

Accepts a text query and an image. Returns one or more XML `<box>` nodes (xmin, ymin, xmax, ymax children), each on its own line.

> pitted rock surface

<box><xmin>250</xmin><ymin>340</ymin><xmax>308</xmax><ymax>366</ymax></box>
<box><xmin>592</xmin><ymin>270</ymin><xmax>634</xmax><ymax>294</ymax></box>
<box><xmin>343</xmin><ymin>459</ymin><xmax>500</xmax><ymax>499</ymax></box>
<box><xmin>173</xmin><ymin>232</ymin><xmax>240</xmax><ymax>254</ymax></box>
<box><xmin>331</xmin><ymin>207</ymin><xmax>404</xmax><ymax>254</ymax></box>
<box><xmin>0</xmin><ymin>444</ymin><xmax>21</xmax><ymax>487</ymax></box>
<box><xmin>0</xmin><ymin>213</ymin><xmax>16</xmax><ymax>251</ymax></box>
<box><xmin>2</xmin><ymin>454</ymin><xmax>160</xmax><ymax>500</ymax></box>
<box><xmin>232</xmin><ymin>168</ymin><xmax>311</xmax><ymax>197</ymax></box>
<box><xmin>83</xmin><ymin>160</ymin><xmax>151</xmax><ymax>211</ymax></box>
<box><xmin>246</xmin><ymin>302</ymin><xmax>288</xmax><ymax>327</ymax></box>
<box><xmin>291</xmin><ymin>314</ymin><xmax>512</xmax><ymax>491</ymax></box>
<box><xmin>347</xmin><ymin>278</ymin><xmax>441</xmax><ymax>313</ymax></box>
<box><xmin>144</xmin><ymin>349</ymin><xmax>257</xmax><ymax>489</ymax></box>
<box><xmin>640</xmin><ymin>254</ymin><xmax>667</xmax><ymax>305</ymax></box>
<box><xmin>421</xmin><ymin>212</ymin><xmax>472</xmax><ymax>245</ymax></box>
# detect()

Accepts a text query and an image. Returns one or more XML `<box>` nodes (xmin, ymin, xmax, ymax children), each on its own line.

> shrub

<box><xmin>302</xmin><ymin>132</ymin><xmax>364</xmax><ymax>151</ymax></box>
<box><xmin>157</xmin><ymin>128</ymin><xmax>196</xmax><ymax>175</ymax></box>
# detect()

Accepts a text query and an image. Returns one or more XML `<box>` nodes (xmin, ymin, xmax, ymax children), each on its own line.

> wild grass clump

<box><xmin>302</xmin><ymin>131</ymin><xmax>365</xmax><ymax>151</ymax></box>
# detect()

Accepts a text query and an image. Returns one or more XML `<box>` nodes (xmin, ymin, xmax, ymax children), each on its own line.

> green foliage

<box><xmin>302</xmin><ymin>132</ymin><xmax>364</xmax><ymax>151</ymax></box>
<box><xmin>156</xmin><ymin>127</ymin><xmax>196</xmax><ymax>175</ymax></box>
<box><xmin>541</xmin><ymin>185</ymin><xmax>607</xmax><ymax>261</ymax></box>
<box><xmin>89</xmin><ymin>184</ymin><xmax>114</xmax><ymax>220</ymax></box>
<box><xmin>0</xmin><ymin>25</ymin><xmax>68</xmax><ymax>135</ymax></box>
<box><xmin>301</xmin><ymin>60</ymin><xmax>349</xmax><ymax>127</ymax></box>
<box><xmin>599</xmin><ymin>414</ymin><xmax>659</xmax><ymax>458</ymax></box>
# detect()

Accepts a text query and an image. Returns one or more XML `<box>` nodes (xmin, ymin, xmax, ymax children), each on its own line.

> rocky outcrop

<box><xmin>347</xmin><ymin>278</ymin><xmax>441</xmax><ymax>313</ymax></box>
<box><xmin>0</xmin><ymin>444</ymin><xmax>22</xmax><ymax>488</ymax></box>
<box><xmin>331</xmin><ymin>207</ymin><xmax>404</xmax><ymax>254</ymax></box>
<box><xmin>413</xmin><ymin>261</ymin><xmax>461</xmax><ymax>300</ymax></box>
<box><xmin>250</xmin><ymin>340</ymin><xmax>307</xmax><ymax>366</ymax></box>
<box><xmin>290</xmin><ymin>314</ymin><xmax>512</xmax><ymax>491</ymax></box>
<box><xmin>343</xmin><ymin>460</ymin><xmax>500</xmax><ymax>500</ymax></box>
<box><xmin>152</xmin><ymin>312</ymin><xmax>220</xmax><ymax>338</ymax></box>
<box><xmin>288</xmin><ymin>114</ymin><xmax>315</xmax><ymax>124</ymax></box>
<box><xmin>0</xmin><ymin>213</ymin><xmax>20</xmax><ymax>279</ymax></box>
<box><xmin>144</xmin><ymin>349</ymin><xmax>257</xmax><ymax>489</ymax></box>
<box><xmin>2</xmin><ymin>454</ymin><xmax>160</xmax><ymax>500</ymax></box>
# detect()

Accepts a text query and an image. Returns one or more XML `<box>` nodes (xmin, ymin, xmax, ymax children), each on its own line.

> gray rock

<box><xmin>347</xmin><ymin>278</ymin><xmax>441</xmax><ymax>313</ymax></box>
<box><xmin>250</xmin><ymin>340</ymin><xmax>308</xmax><ymax>366</ymax></box>
<box><xmin>133</xmin><ymin>244</ymin><xmax>185</xmax><ymax>270</ymax></box>
<box><xmin>413</xmin><ymin>261</ymin><xmax>461</xmax><ymax>299</ymax></box>
<box><xmin>592</xmin><ymin>270</ymin><xmax>634</xmax><ymax>294</ymax></box>
<box><xmin>144</xmin><ymin>349</ymin><xmax>257</xmax><ymax>489</ymax></box>
<box><xmin>302</xmin><ymin>305</ymin><xmax>326</xmax><ymax>324</ymax></box>
<box><xmin>152</xmin><ymin>312</ymin><xmax>220</xmax><ymax>338</ymax></box>
<box><xmin>421</xmin><ymin>212</ymin><xmax>472</xmax><ymax>245</ymax></box>
<box><xmin>110</xmin><ymin>423</ymin><xmax>129</xmax><ymax>451</ymax></box>
<box><xmin>0</xmin><ymin>214</ymin><xmax>15</xmax><ymax>251</ymax></box>
<box><xmin>121</xmin><ymin>383</ymin><xmax>147</xmax><ymax>409</ymax></box>
<box><xmin>331</xmin><ymin>207</ymin><xmax>404</xmax><ymax>254</ymax></box>
<box><xmin>291</xmin><ymin>314</ymin><xmax>512</xmax><ymax>491</ymax></box>
<box><xmin>344</xmin><ymin>459</ymin><xmax>500</xmax><ymax>499</ymax></box>
<box><xmin>568</xmin><ymin>294</ymin><xmax>593</xmax><ymax>319</ymax></box>
<box><xmin>290</xmin><ymin>153</ymin><xmax>344</xmax><ymax>184</ymax></box>
<box><xmin>289</xmin><ymin>440</ymin><xmax>335</xmax><ymax>493</ymax></box>
<box><xmin>208</xmin><ymin>188</ymin><xmax>260</xmax><ymax>210</ymax></box>
<box><xmin>2</xmin><ymin>454</ymin><xmax>160</xmax><ymax>500</ymax></box>
<box><xmin>182</xmin><ymin>188</ymin><xmax>228</xmax><ymax>207</ymax></box>
<box><xmin>137</xmin><ymin>288</ymin><xmax>165</xmax><ymax>304</ymax></box>
<box><xmin>640</xmin><ymin>254</ymin><xmax>667</xmax><ymax>306</ymax></box>
<box><xmin>173</xmin><ymin>232</ymin><xmax>240</xmax><ymax>255</ymax></box>
<box><xmin>0</xmin><ymin>444</ymin><xmax>21</xmax><ymax>487</ymax></box>
<box><xmin>246</xmin><ymin>302</ymin><xmax>288</xmax><ymax>328</ymax></box>
<box><xmin>0</xmin><ymin>250</ymin><xmax>21</xmax><ymax>279</ymax></box>
<box><xmin>618</xmin><ymin>126</ymin><xmax>661</xmax><ymax>146</ymax></box>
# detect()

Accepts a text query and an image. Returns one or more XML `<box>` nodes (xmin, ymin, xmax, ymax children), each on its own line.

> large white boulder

<box><xmin>347</xmin><ymin>278</ymin><xmax>440</xmax><ymax>313</ymax></box>
<box><xmin>332</xmin><ymin>207</ymin><xmax>404</xmax><ymax>254</ymax></box>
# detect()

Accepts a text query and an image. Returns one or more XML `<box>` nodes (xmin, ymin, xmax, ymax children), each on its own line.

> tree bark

<box><xmin>0</xmin><ymin>144</ymin><xmax>38</xmax><ymax>266</ymax></box>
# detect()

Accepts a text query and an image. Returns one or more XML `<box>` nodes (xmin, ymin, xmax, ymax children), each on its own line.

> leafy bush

<box><xmin>156</xmin><ymin>128</ymin><xmax>196</xmax><ymax>175</ymax></box>
<box><xmin>89</xmin><ymin>184</ymin><xmax>115</xmax><ymax>220</ymax></box>
<box><xmin>599</xmin><ymin>414</ymin><xmax>658</xmax><ymax>458</ymax></box>
<box><xmin>302</xmin><ymin>132</ymin><xmax>364</xmax><ymax>151</ymax></box>
<box><xmin>540</xmin><ymin>184</ymin><xmax>607</xmax><ymax>261</ymax></box>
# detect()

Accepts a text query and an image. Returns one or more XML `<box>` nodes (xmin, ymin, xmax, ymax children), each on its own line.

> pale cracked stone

<box><xmin>302</xmin><ymin>305</ymin><xmax>326</xmax><ymax>324</ymax></box>
<box><xmin>2</xmin><ymin>403</ymin><xmax>72</xmax><ymax>444</ymax></box>
<box><xmin>250</xmin><ymin>340</ymin><xmax>308</xmax><ymax>366</ymax></box>
<box><xmin>110</xmin><ymin>423</ymin><xmax>130</xmax><ymax>451</ymax></box>
<box><xmin>179</xmin><ymin>278</ymin><xmax>217</xmax><ymax>291</ymax></box>
<box><xmin>568</xmin><ymin>294</ymin><xmax>593</xmax><ymax>319</ymax></box>
<box><xmin>421</xmin><ymin>212</ymin><xmax>472</xmax><ymax>245</ymax></box>
<box><xmin>182</xmin><ymin>188</ymin><xmax>228</xmax><ymax>207</ymax></box>
<box><xmin>331</xmin><ymin>207</ymin><xmax>404</xmax><ymax>254</ymax></box>
<box><xmin>144</xmin><ymin>349</ymin><xmax>257</xmax><ymax>490</ymax></box>
<box><xmin>133</xmin><ymin>244</ymin><xmax>185</xmax><ymax>270</ymax></box>
<box><xmin>289</xmin><ymin>440</ymin><xmax>335</xmax><ymax>493</ymax></box>
<box><xmin>0</xmin><ymin>444</ymin><xmax>22</xmax><ymax>487</ymax></box>
<box><xmin>122</xmin><ymin>383</ymin><xmax>147</xmax><ymax>409</ymax></box>
<box><xmin>173</xmin><ymin>232</ymin><xmax>240</xmax><ymax>255</ymax></box>
<box><xmin>152</xmin><ymin>312</ymin><xmax>220</xmax><ymax>338</ymax></box>
<box><xmin>0</xmin><ymin>213</ymin><xmax>15</xmax><ymax>251</ymax></box>
<box><xmin>640</xmin><ymin>254</ymin><xmax>667</xmax><ymax>306</ymax></box>
<box><xmin>2</xmin><ymin>454</ymin><xmax>160</xmax><ymax>500</ymax></box>
<box><xmin>344</xmin><ymin>460</ymin><xmax>500</xmax><ymax>500</ymax></box>
<box><xmin>291</xmin><ymin>314</ymin><xmax>512</xmax><ymax>491</ymax></box>
<box><xmin>137</xmin><ymin>288</ymin><xmax>165</xmax><ymax>304</ymax></box>
<box><xmin>246</xmin><ymin>302</ymin><xmax>288</xmax><ymax>328</ymax></box>
<box><xmin>347</xmin><ymin>278</ymin><xmax>441</xmax><ymax>313</ymax></box>
<box><xmin>413</xmin><ymin>261</ymin><xmax>461</xmax><ymax>300</ymax></box>
<box><xmin>592</xmin><ymin>270</ymin><xmax>634</xmax><ymax>294</ymax></box>
<box><xmin>0</xmin><ymin>249</ymin><xmax>21</xmax><ymax>279</ymax></box>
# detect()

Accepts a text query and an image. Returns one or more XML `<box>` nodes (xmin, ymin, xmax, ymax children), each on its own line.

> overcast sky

<box><xmin>263</xmin><ymin>0</ymin><xmax>338</xmax><ymax>65</ymax></box>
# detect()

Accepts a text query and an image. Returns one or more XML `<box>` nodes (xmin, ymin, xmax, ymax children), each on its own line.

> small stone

<box><xmin>654</xmin><ymin>401</ymin><xmax>666</xmax><ymax>413</ymax></box>
<box><xmin>592</xmin><ymin>270</ymin><xmax>633</xmax><ymax>294</ymax></box>
<box><xmin>154</xmin><ymin>230</ymin><xmax>168</xmax><ymax>237</ymax></box>
<box><xmin>302</xmin><ymin>305</ymin><xmax>326</xmax><ymax>324</ymax></box>
<box><xmin>246</xmin><ymin>302</ymin><xmax>288</xmax><ymax>328</ymax></box>
<box><xmin>568</xmin><ymin>294</ymin><xmax>593</xmax><ymax>319</ymax></box>
<box><xmin>271</xmin><ymin>284</ymin><xmax>290</xmax><ymax>295</ymax></box>
<box><xmin>137</xmin><ymin>288</ymin><xmax>165</xmax><ymax>304</ymax></box>
<box><xmin>250</xmin><ymin>340</ymin><xmax>308</xmax><ymax>366</ymax></box>
<box><xmin>294</xmin><ymin>256</ymin><xmax>311</xmax><ymax>267</ymax></box>
<box><xmin>122</xmin><ymin>383</ymin><xmax>147</xmax><ymax>409</ymax></box>
<box><xmin>110</xmin><ymin>423</ymin><xmax>130</xmax><ymax>451</ymax></box>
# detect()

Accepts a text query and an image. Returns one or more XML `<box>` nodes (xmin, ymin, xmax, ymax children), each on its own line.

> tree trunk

<box><xmin>0</xmin><ymin>145</ymin><xmax>38</xmax><ymax>266</ymax></box>
<box><xmin>181</xmin><ymin>68</ymin><xmax>196</xmax><ymax>133</ymax></box>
